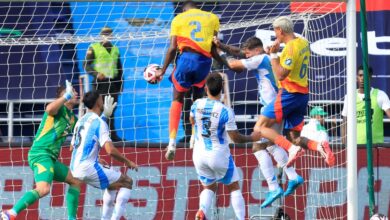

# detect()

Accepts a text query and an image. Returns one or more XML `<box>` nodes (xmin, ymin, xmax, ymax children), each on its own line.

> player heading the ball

<box><xmin>191</xmin><ymin>72</ymin><xmax>262</xmax><ymax>220</ymax></box>
<box><xmin>153</xmin><ymin>0</ymin><xmax>224</xmax><ymax>161</ymax></box>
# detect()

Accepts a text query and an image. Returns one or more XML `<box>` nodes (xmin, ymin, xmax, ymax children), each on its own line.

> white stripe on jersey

<box><xmin>240</xmin><ymin>54</ymin><xmax>278</xmax><ymax>105</ymax></box>
<box><xmin>190</xmin><ymin>98</ymin><xmax>237</xmax><ymax>158</ymax></box>
<box><xmin>70</xmin><ymin>112</ymin><xmax>111</xmax><ymax>171</ymax></box>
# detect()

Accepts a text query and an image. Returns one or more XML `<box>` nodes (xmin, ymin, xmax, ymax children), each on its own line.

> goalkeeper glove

<box><xmin>103</xmin><ymin>95</ymin><xmax>117</xmax><ymax>118</ymax></box>
<box><xmin>63</xmin><ymin>80</ymin><xmax>75</xmax><ymax>101</ymax></box>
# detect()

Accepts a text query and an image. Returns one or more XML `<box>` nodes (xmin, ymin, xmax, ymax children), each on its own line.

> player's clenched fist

<box><xmin>126</xmin><ymin>160</ymin><xmax>138</xmax><ymax>172</ymax></box>
<box><xmin>63</xmin><ymin>80</ymin><xmax>75</xmax><ymax>101</ymax></box>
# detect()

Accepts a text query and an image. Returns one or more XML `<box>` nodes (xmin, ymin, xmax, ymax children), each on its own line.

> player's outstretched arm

<box><xmin>103</xmin><ymin>141</ymin><xmax>138</xmax><ymax>171</ymax></box>
<box><xmin>101</xmin><ymin>95</ymin><xmax>117</xmax><ymax>121</ymax></box>
<box><xmin>156</xmin><ymin>36</ymin><xmax>177</xmax><ymax>77</ymax></box>
<box><xmin>227</xmin><ymin>130</ymin><xmax>261</xmax><ymax>144</ymax></box>
<box><xmin>213</xmin><ymin>36</ymin><xmax>244</xmax><ymax>58</ymax></box>
<box><xmin>269</xmin><ymin>40</ymin><xmax>290</xmax><ymax>80</ymax></box>
<box><xmin>46</xmin><ymin>80</ymin><xmax>75</xmax><ymax>116</ymax></box>
<box><xmin>224</xmin><ymin>59</ymin><xmax>246</xmax><ymax>73</ymax></box>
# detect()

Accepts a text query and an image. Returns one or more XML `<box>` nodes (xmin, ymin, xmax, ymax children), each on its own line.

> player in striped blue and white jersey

<box><xmin>190</xmin><ymin>73</ymin><xmax>261</xmax><ymax>220</ymax></box>
<box><xmin>214</xmin><ymin>36</ymin><xmax>304</xmax><ymax>208</ymax></box>
<box><xmin>70</xmin><ymin>91</ymin><xmax>138</xmax><ymax>220</ymax></box>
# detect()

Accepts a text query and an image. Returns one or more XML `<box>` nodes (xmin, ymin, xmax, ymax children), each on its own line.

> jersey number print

<box><xmin>73</xmin><ymin>125</ymin><xmax>85</xmax><ymax>149</ymax></box>
<box><xmin>189</xmin><ymin>21</ymin><xmax>203</xmax><ymax>42</ymax></box>
<box><xmin>299</xmin><ymin>56</ymin><xmax>309</xmax><ymax>79</ymax></box>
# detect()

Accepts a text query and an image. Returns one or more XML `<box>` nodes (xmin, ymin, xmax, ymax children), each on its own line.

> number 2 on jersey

<box><xmin>189</xmin><ymin>21</ymin><xmax>203</xmax><ymax>42</ymax></box>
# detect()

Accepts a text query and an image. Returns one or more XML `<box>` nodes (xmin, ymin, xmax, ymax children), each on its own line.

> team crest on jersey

<box><xmin>285</xmin><ymin>58</ymin><xmax>292</xmax><ymax>66</ymax></box>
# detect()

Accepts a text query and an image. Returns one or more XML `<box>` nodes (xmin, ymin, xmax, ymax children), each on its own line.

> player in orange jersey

<box><xmin>155</xmin><ymin>1</ymin><xmax>222</xmax><ymax>160</ymax></box>
<box><xmin>254</xmin><ymin>16</ymin><xmax>335</xmax><ymax>167</ymax></box>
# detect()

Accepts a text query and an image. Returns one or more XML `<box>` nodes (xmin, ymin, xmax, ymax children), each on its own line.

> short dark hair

<box><xmin>242</xmin><ymin>37</ymin><xmax>263</xmax><ymax>50</ymax></box>
<box><xmin>83</xmin><ymin>91</ymin><xmax>100</xmax><ymax>109</ymax></box>
<box><xmin>56</xmin><ymin>86</ymin><xmax>66</xmax><ymax>98</ymax></box>
<box><xmin>183</xmin><ymin>0</ymin><xmax>197</xmax><ymax>10</ymax></box>
<box><xmin>100</xmin><ymin>26</ymin><xmax>113</xmax><ymax>36</ymax></box>
<box><xmin>358</xmin><ymin>65</ymin><xmax>373</xmax><ymax>76</ymax></box>
<box><xmin>206</xmin><ymin>72</ymin><xmax>223</xmax><ymax>96</ymax></box>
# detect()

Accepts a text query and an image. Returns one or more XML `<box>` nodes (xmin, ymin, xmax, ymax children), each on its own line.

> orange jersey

<box><xmin>170</xmin><ymin>8</ymin><xmax>220</xmax><ymax>58</ymax></box>
<box><xmin>279</xmin><ymin>37</ymin><xmax>310</xmax><ymax>94</ymax></box>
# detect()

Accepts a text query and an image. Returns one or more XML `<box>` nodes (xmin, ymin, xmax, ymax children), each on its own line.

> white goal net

<box><xmin>0</xmin><ymin>1</ymin><xmax>353</xmax><ymax>220</ymax></box>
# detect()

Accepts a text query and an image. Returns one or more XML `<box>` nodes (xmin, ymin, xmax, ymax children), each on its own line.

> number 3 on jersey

<box><xmin>201</xmin><ymin>117</ymin><xmax>211</xmax><ymax>138</ymax></box>
<box><xmin>189</xmin><ymin>21</ymin><xmax>203</xmax><ymax>42</ymax></box>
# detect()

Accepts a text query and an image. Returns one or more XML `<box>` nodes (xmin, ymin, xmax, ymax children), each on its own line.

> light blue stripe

<box><xmin>218</xmin><ymin>155</ymin><xmax>235</xmax><ymax>185</ymax></box>
<box><xmin>70</xmin><ymin>149</ymin><xmax>77</xmax><ymax>171</ymax></box>
<box><xmin>94</xmin><ymin>163</ymin><xmax>109</xmax><ymax>189</ymax></box>
<box><xmin>203</xmin><ymin>99</ymin><xmax>214</xmax><ymax>151</ymax></box>
<box><xmin>217</xmin><ymin>108</ymin><xmax>228</xmax><ymax>144</ymax></box>
<box><xmin>192</xmin><ymin>101</ymin><xmax>198</xmax><ymax>140</ymax></box>
<box><xmin>259</xmin><ymin>56</ymin><xmax>278</xmax><ymax>92</ymax></box>
<box><xmin>199</xmin><ymin>175</ymin><xmax>216</xmax><ymax>185</ymax></box>
<box><xmin>80</xmin><ymin>118</ymin><xmax>100</xmax><ymax>162</ymax></box>
<box><xmin>191</xmin><ymin>101</ymin><xmax>198</xmax><ymax>117</ymax></box>
<box><xmin>70</xmin><ymin>114</ymin><xmax>91</xmax><ymax>170</ymax></box>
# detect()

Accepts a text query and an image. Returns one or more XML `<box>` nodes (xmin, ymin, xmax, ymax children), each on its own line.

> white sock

<box><xmin>267</xmin><ymin>145</ymin><xmax>298</xmax><ymax>180</ymax></box>
<box><xmin>199</xmin><ymin>189</ymin><xmax>214</xmax><ymax>216</ymax></box>
<box><xmin>111</xmin><ymin>188</ymin><xmax>131</xmax><ymax>220</ymax></box>
<box><xmin>231</xmin><ymin>190</ymin><xmax>245</xmax><ymax>220</ymax></box>
<box><xmin>168</xmin><ymin>138</ymin><xmax>176</xmax><ymax>148</ymax></box>
<box><xmin>254</xmin><ymin>150</ymin><xmax>278</xmax><ymax>191</ymax></box>
<box><xmin>101</xmin><ymin>189</ymin><xmax>117</xmax><ymax>220</ymax></box>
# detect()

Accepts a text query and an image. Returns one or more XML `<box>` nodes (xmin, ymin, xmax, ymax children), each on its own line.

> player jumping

<box><xmin>214</xmin><ymin>36</ymin><xmax>304</xmax><ymax>208</ymax></box>
<box><xmin>70</xmin><ymin>91</ymin><xmax>137</xmax><ymax>219</ymax></box>
<box><xmin>155</xmin><ymin>0</ymin><xmax>222</xmax><ymax>161</ymax></box>
<box><xmin>191</xmin><ymin>73</ymin><xmax>261</xmax><ymax>220</ymax></box>
<box><xmin>1</xmin><ymin>81</ymin><xmax>82</xmax><ymax>220</ymax></box>
<box><xmin>254</xmin><ymin>16</ymin><xmax>335</xmax><ymax>167</ymax></box>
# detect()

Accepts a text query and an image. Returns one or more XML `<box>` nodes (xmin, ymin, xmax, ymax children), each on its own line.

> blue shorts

<box><xmin>169</xmin><ymin>51</ymin><xmax>212</xmax><ymax>92</ymax></box>
<box><xmin>262</xmin><ymin>89</ymin><xmax>309</xmax><ymax>131</ymax></box>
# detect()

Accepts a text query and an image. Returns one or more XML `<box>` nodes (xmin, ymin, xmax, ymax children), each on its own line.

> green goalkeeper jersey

<box><xmin>29</xmin><ymin>105</ymin><xmax>77</xmax><ymax>160</ymax></box>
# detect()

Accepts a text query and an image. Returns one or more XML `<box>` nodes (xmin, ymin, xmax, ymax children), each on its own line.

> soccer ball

<box><xmin>370</xmin><ymin>213</ymin><xmax>389</xmax><ymax>220</ymax></box>
<box><xmin>143</xmin><ymin>64</ymin><xmax>162</xmax><ymax>84</ymax></box>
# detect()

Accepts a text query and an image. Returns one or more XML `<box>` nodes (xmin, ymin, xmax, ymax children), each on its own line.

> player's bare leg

<box><xmin>254</xmin><ymin>115</ymin><xmax>305</xmax><ymax>166</ymax></box>
<box><xmin>196</xmin><ymin>183</ymin><xmax>217</xmax><ymax>220</ymax></box>
<box><xmin>288</xmin><ymin>130</ymin><xmax>335</xmax><ymax>167</ymax></box>
<box><xmin>108</xmin><ymin>174</ymin><xmax>133</xmax><ymax>190</ymax></box>
<box><xmin>165</xmin><ymin>88</ymin><xmax>185</xmax><ymax>160</ymax></box>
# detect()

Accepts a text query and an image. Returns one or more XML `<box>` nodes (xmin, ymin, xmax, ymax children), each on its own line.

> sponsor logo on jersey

<box><xmin>285</xmin><ymin>58</ymin><xmax>292</xmax><ymax>66</ymax></box>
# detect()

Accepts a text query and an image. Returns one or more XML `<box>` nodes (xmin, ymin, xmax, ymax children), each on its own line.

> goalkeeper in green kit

<box><xmin>1</xmin><ymin>81</ymin><xmax>82</xmax><ymax>220</ymax></box>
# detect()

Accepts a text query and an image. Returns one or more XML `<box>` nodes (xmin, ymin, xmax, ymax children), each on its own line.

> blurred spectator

<box><xmin>83</xmin><ymin>27</ymin><xmax>123</xmax><ymax>141</ymax></box>
<box><xmin>301</xmin><ymin>107</ymin><xmax>329</xmax><ymax>143</ymax></box>
<box><xmin>341</xmin><ymin>66</ymin><xmax>390</xmax><ymax>145</ymax></box>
